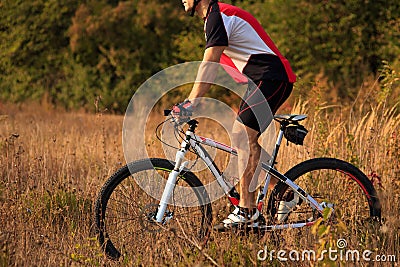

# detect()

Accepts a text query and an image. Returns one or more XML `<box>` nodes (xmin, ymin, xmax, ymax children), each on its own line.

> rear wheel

<box><xmin>267</xmin><ymin>158</ymin><xmax>381</xmax><ymax>226</ymax></box>
<box><xmin>94</xmin><ymin>158</ymin><xmax>212</xmax><ymax>261</ymax></box>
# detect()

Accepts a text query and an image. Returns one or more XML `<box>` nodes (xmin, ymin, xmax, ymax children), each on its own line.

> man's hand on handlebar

<box><xmin>171</xmin><ymin>100</ymin><xmax>193</xmax><ymax>123</ymax></box>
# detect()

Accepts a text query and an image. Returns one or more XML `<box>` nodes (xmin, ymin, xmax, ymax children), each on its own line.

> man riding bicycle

<box><xmin>176</xmin><ymin>0</ymin><xmax>296</xmax><ymax>230</ymax></box>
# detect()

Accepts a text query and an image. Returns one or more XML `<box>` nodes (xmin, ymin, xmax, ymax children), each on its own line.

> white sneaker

<box><xmin>214</xmin><ymin>207</ymin><xmax>260</xmax><ymax>231</ymax></box>
<box><xmin>277</xmin><ymin>190</ymin><xmax>301</xmax><ymax>222</ymax></box>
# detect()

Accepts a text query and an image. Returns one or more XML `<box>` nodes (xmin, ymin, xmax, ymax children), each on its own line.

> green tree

<box><xmin>0</xmin><ymin>0</ymin><xmax>398</xmax><ymax>110</ymax></box>
<box><xmin>262</xmin><ymin>0</ymin><xmax>400</xmax><ymax>98</ymax></box>
<box><xmin>0</xmin><ymin>0</ymin><xmax>81</xmax><ymax>102</ymax></box>
<box><xmin>68</xmin><ymin>0</ymin><xmax>187</xmax><ymax>111</ymax></box>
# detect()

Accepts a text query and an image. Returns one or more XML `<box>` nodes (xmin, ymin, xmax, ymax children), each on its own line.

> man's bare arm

<box><xmin>188</xmin><ymin>46</ymin><xmax>226</xmax><ymax>106</ymax></box>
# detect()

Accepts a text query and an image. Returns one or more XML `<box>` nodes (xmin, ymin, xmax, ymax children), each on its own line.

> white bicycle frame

<box><xmin>155</xmin><ymin>118</ymin><xmax>326</xmax><ymax>229</ymax></box>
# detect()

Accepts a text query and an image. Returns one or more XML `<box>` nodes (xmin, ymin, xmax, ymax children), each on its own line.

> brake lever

<box><xmin>164</xmin><ymin>109</ymin><xmax>191</xmax><ymax>126</ymax></box>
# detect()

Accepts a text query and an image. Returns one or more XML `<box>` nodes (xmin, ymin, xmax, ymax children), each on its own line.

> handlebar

<box><xmin>164</xmin><ymin>109</ymin><xmax>199</xmax><ymax>130</ymax></box>
<box><xmin>163</xmin><ymin>109</ymin><xmax>192</xmax><ymax>125</ymax></box>
<box><xmin>164</xmin><ymin>109</ymin><xmax>193</xmax><ymax>116</ymax></box>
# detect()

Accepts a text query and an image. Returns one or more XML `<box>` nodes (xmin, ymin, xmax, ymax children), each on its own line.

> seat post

<box><xmin>257</xmin><ymin>124</ymin><xmax>286</xmax><ymax>209</ymax></box>
<box><xmin>270</xmin><ymin>121</ymin><xmax>287</xmax><ymax>166</ymax></box>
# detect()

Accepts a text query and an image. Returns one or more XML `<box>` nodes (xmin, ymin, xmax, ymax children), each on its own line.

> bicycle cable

<box><xmin>155</xmin><ymin>118</ymin><xmax>181</xmax><ymax>150</ymax></box>
<box><xmin>155</xmin><ymin>116</ymin><xmax>201</xmax><ymax>171</ymax></box>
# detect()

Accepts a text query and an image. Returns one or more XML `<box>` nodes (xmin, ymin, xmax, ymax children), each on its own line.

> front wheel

<box><xmin>267</xmin><ymin>158</ymin><xmax>381</xmax><ymax>226</ymax></box>
<box><xmin>94</xmin><ymin>158</ymin><xmax>212</xmax><ymax>261</ymax></box>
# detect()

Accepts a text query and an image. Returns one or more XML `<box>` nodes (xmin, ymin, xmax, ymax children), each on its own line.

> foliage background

<box><xmin>1</xmin><ymin>0</ymin><xmax>399</xmax><ymax>111</ymax></box>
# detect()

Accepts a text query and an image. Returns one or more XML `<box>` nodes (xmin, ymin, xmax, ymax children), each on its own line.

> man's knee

<box><xmin>232</xmin><ymin>131</ymin><xmax>246</xmax><ymax>150</ymax></box>
<box><xmin>232</xmin><ymin>121</ymin><xmax>260</xmax><ymax>152</ymax></box>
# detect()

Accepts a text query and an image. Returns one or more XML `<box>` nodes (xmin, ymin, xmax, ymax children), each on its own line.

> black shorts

<box><xmin>237</xmin><ymin>80</ymin><xmax>293</xmax><ymax>133</ymax></box>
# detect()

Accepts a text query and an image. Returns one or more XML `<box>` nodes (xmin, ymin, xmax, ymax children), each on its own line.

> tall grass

<box><xmin>0</xmin><ymin>103</ymin><xmax>123</xmax><ymax>265</ymax></box>
<box><xmin>0</xmin><ymin>80</ymin><xmax>399</xmax><ymax>266</ymax></box>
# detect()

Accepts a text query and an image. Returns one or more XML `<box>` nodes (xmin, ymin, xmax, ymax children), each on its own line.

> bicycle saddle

<box><xmin>274</xmin><ymin>114</ymin><xmax>307</xmax><ymax>123</ymax></box>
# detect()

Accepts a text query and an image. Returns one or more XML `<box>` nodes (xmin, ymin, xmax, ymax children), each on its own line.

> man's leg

<box><xmin>215</xmin><ymin>80</ymin><xmax>292</xmax><ymax>229</ymax></box>
<box><xmin>232</xmin><ymin>121</ymin><xmax>279</xmax><ymax>208</ymax></box>
<box><xmin>232</xmin><ymin>121</ymin><xmax>260</xmax><ymax>209</ymax></box>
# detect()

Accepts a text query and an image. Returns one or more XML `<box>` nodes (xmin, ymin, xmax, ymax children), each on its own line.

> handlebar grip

<box><xmin>164</xmin><ymin>109</ymin><xmax>172</xmax><ymax>116</ymax></box>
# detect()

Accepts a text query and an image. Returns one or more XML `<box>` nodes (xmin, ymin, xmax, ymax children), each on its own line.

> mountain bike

<box><xmin>94</xmin><ymin>111</ymin><xmax>381</xmax><ymax>260</ymax></box>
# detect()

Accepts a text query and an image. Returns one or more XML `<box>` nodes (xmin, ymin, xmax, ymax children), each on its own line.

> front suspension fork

<box><xmin>155</xmin><ymin>148</ymin><xmax>188</xmax><ymax>223</ymax></box>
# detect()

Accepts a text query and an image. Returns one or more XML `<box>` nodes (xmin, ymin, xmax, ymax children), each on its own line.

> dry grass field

<box><xmin>1</xmin><ymin>88</ymin><xmax>399</xmax><ymax>266</ymax></box>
